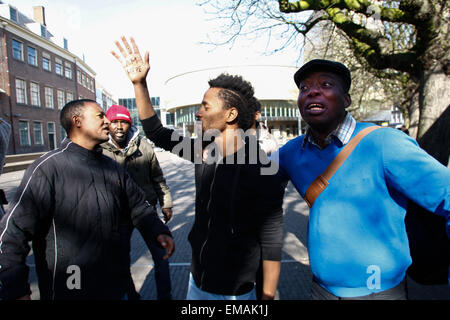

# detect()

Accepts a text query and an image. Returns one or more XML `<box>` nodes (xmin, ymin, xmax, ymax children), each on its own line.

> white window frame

<box><xmin>15</xmin><ymin>78</ymin><xmax>27</xmax><ymax>104</ymax></box>
<box><xmin>42</xmin><ymin>52</ymin><xmax>51</xmax><ymax>71</ymax></box>
<box><xmin>9</xmin><ymin>6</ymin><xmax>18</xmax><ymax>22</ymax></box>
<box><xmin>30</xmin><ymin>82</ymin><xmax>40</xmax><ymax>106</ymax></box>
<box><xmin>55</xmin><ymin>58</ymin><xmax>63</xmax><ymax>76</ymax></box>
<box><xmin>64</xmin><ymin>62</ymin><xmax>72</xmax><ymax>79</ymax></box>
<box><xmin>66</xmin><ymin>91</ymin><xmax>73</xmax><ymax>103</ymax></box>
<box><xmin>27</xmin><ymin>46</ymin><xmax>38</xmax><ymax>66</ymax></box>
<box><xmin>44</xmin><ymin>86</ymin><xmax>54</xmax><ymax>109</ymax></box>
<box><xmin>19</xmin><ymin>120</ymin><xmax>31</xmax><ymax>146</ymax></box>
<box><xmin>60</xmin><ymin>125</ymin><xmax>67</xmax><ymax>142</ymax></box>
<box><xmin>33</xmin><ymin>121</ymin><xmax>43</xmax><ymax>145</ymax></box>
<box><xmin>47</xmin><ymin>122</ymin><xmax>57</xmax><ymax>150</ymax></box>
<box><xmin>57</xmin><ymin>89</ymin><xmax>65</xmax><ymax>109</ymax></box>
<box><xmin>12</xmin><ymin>39</ymin><xmax>23</xmax><ymax>61</ymax></box>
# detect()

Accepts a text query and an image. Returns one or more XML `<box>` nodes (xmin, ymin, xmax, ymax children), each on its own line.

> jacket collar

<box><xmin>64</xmin><ymin>138</ymin><xmax>104</xmax><ymax>160</ymax></box>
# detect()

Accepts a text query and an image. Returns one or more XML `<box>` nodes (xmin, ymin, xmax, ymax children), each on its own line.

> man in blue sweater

<box><xmin>276</xmin><ymin>59</ymin><xmax>449</xmax><ymax>299</ymax></box>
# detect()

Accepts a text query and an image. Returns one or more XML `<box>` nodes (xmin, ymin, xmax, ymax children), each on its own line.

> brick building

<box><xmin>0</xmin><ymin>3</ymin><xmax>96</xmax><ymax>154</ymax></box>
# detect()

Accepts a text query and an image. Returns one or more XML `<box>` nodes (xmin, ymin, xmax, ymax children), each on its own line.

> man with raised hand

<box><xmin>112</xmin><ymin>36</ymin><xmax>285</xmax><ymax>300</ymax></box>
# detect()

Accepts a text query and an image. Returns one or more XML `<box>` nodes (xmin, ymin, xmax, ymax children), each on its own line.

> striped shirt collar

<box><xmin>302</xmin><ymin>112</ymin><xmax>356</xmax><ymax>149</ymax></box>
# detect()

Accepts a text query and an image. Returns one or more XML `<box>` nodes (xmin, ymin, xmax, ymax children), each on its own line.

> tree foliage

<box><xmin>199</xmin><ymin>0</ymin><xmax>449</xmax><ymax>154</ymax></box>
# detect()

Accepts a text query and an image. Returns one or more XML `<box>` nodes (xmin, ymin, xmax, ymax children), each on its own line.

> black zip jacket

<box><xmin>142</xmin><ymin>115</ymin><xmax>284</xmax><ymax>295</ymax></box>
<box><xmin>0</xmin><ymin>140</ymin><xmax>171</xmax><ymax>300</ymax></box>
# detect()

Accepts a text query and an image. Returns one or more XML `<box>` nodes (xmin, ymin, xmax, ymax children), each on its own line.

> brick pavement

<box><xmin>0</xmin><ymin>150</ymin><xmax>448</xmax><ymax>300</ymax></box>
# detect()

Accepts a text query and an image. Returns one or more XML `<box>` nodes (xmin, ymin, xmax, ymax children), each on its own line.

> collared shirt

<box><xmin>302</xmin><ymin>112</ymin><xmax>356</xmax><ymax>149</ymax></box>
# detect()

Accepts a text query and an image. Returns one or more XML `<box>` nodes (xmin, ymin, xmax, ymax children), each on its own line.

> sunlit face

<box><xmin>297</xmin><ymin>71</ymin><xmax>351</xmax><ymax>133</ymax></box>
<box><xmin>109</xmin><ymin>119</ymin><xmax>131</xmax><ymax>144</ymax></box>
<box><xmin>195</xmin><ymin>88</ymin><xmax>229</xmax><ymax>133</ymax></box>
<box><xmin>78</xmin><ymin>102</ymin><xmax>110</xmax><ymax>144</ymax></box>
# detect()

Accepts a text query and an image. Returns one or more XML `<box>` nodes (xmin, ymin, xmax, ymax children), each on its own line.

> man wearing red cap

<box><xmin>102</xmin><ymin>104</ymin><xmax>174</xmax><ymax>300</ymax></box>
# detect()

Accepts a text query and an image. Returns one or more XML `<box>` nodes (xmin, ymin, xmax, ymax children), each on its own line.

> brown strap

<box><xmin>304</xmin><ymin>126</ymin><xmax>381</xmax><ymax>208</ymax></box>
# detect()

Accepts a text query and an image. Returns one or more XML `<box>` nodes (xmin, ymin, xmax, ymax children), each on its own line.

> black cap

<box><xmin>294</xmin><ymin>59</ymin><xmax>351</xmax><ymax>92</ymax></box>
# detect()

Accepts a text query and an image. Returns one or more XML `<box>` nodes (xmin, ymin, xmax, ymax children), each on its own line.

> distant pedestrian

<box><xmin>112</xmin><ymin>36</ymin><xmax>285</xmax><ymax>300</ymax></box>
<box><xmin>0</xmin><ymin>99</ymin><xmax>174</xmax><ymax>300</ymax></box>
<box><xmin>276</xmin><ymin>59</ymin><xmax>449</xmax><ymax>299</ymax></box>
<box><xmin>101</xmin><ymin>104</ymin><xmax>174</xmax><ymax>300</ymax></box>
<box><xmin>399</xmin><ymin>125</ymin><xmax>410</xmax><ymax>136</ymax></box>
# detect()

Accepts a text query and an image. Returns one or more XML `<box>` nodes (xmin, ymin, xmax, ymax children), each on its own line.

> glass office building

<box><xmin>163</xmin><ymin>65</ymin><xmax>303</xmax><ymax>143</ymax></box>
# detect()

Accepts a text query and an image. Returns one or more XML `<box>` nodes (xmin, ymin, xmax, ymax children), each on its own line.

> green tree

<box><xmin>200</xmin><ymin>0</ymin><xmax>449</xmax><ymax>164</ymax></box>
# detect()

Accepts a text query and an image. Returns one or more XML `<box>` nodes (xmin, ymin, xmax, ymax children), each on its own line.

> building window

<box><xmin>77</xmin><ymin>70</ymin><xmax>82</xmax><ymax>84</ymax></box>
<box><xmin>57</xmin><ymin>90</ymin><xmax>65</xmax><ymax>109</ymax></box>
<box><xmin>27</xmin><ymin>46</ymin><xmax>38</xmax><ymax>66</ymax></box>
<box><xmin>60</xmin><ymin>125</ymin><xmax>67</xmax><ymax>142</ymax></box>
<box><xmin>30</xmin><ymin>82</ymin><xmax>40</xmax><ymax>106</ymax></box>
<box><xmin>66</xmin><ymin>91</ymin><xmax>73</xmax><ymax>103</ymax></box>
<box><xmin>42</xmin><ymin>52</ymin><xmax>51</xmax><ymax>71</ymax></box>
<box><xmin>44</xmin><ymin>87</ymin><xmax>54</xmax><ymax>109</ymax></box>
<box><xmin>82</xmin><ymin>74</ymin><xmax>86</xmax><ymax>87</ymax></box>
<box><xmin>33</xmin><ymin>121</ymin><xmax>43</xmax><ymax>145</ymax></box>
<box><xmin>12</xmin><ymin>40</ymin><xmax>23</xmax><ymax>61</ymax></box>
<box><xmin>64</xmin><ymin>62</ymin><xmax>72</xmax><ymax>79</ymax></box>
<box><xmin>48</xmin><ymin>122</ymin><xmax>56</xmax><ymax>150</ymax></box>
<box><xmin>19</xmin><ymin>120</ymin><xmax>30</xmax><ymax>146</ymax></box>
<box><xmin>10</xmin><ymin>6</ymin><xmax>18</xmax><ymax>22</ymax></box>
<box><xmin>15</xmin><ymin>78</ymin><xmax>27</xmax><ymax>104</ymax></box>
<box><xmin>55</xmin><ymin>58</ymin><xmax>63</xmax><ymax>76</ymax></box>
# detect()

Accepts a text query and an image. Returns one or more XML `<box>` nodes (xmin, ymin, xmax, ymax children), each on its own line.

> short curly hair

<box><xmin>60</xmin><ymin>99</ymin><xmax>97</xmax><ymax>134</ymax></box>
<box><xmin>208</xmin><ymin>73</ymin><xmax>259</xmax><ymax>131</ymax></box>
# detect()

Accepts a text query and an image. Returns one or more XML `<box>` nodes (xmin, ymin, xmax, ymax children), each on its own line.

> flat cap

<box><xmin>294</xmin><ymin>59</ymin><xmax>351</xmax><ymax>92</ymax></box>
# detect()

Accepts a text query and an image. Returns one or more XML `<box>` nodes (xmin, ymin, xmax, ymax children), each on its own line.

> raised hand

<box><xmin>111</xmin><ymin>36</ymin><xmax>150</xmax><ymax>84</ymax></box>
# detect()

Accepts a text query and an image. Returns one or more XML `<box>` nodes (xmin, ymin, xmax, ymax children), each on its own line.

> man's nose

<box><xmin>307</xmin><ymin>84</ymin><xmax>321</xmax><ymax>96</ymax></box>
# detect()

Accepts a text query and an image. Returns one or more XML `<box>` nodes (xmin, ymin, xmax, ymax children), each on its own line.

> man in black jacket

<box><xmin>112</xmin><ymin>37</ymin><xmax>284</xmax><ymax>300</ymax></box>
<box><xmin>0</xmin><ymin>99</ymin><xmax>174</xmax><ymax>300</ymax></box>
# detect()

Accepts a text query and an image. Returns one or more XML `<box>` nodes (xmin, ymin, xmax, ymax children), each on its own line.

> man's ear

<box><xmin>72</xmin><ymin>115</ymin><xmax>82</xmax><ymax>128</ymax></box>
<box><xmin>226</xmin><ymin>107</ymin><xmax>238</xmax><ymax>124</ymax></box>
<box><xmin>344</xmin><ymin>93</ymin><xmax>352</xmax><ymax>109</ymax></box>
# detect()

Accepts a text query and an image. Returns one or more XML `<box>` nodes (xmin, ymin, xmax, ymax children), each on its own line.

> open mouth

<box><xmin>306</xmin><ymin>103</ymin><xmax>326</xmax><ymax>115</ymax></box>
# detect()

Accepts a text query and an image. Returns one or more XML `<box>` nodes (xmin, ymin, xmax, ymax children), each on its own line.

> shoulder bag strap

<box><xmin>304</xmin><ymin>126</ymin><xmax>381</xmax><ymax>208</ymax></box>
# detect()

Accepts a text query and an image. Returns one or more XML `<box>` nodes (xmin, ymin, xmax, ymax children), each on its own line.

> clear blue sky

<box><xmin>8</xmin><ymin>0</ymin><xmax>302</xmax><ymax>99</ymax></box>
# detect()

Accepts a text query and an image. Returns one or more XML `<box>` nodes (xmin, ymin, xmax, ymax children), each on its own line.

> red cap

<box><xmin>106</xmin><ymin>105</ymin><xmax>132</xmax><ymax>124</ymax></box>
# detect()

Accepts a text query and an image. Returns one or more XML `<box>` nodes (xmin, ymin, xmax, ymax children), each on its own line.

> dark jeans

<box><xmin>121</xmin><ymin>224</ymin><xmax>172</xmax><ymax>300</ymax></box>
<box><xmin>147</xmin><ymin>237</ymin><xmax>172</xmax><ymax>300</ymax></box>
<box><xmin>311</xmin><ymin>278</ymin><xmax>407</xmax><ymax>300</ymax></box>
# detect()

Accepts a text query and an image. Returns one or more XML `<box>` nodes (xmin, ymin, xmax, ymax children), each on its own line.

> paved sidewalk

<box><xmin>0</xmin><ymin>150</ymin><xmax>448</xmax><ymax>300</ymax></box>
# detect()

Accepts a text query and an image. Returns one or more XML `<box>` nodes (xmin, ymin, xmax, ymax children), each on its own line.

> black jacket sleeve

<box><xmin>141</xmin><ymin>115</ymin><xmax>200</xmax><ymax>163</ymax></box>
<box><xmin>0</xmin><ymin>164</ymin><xmax>53</xmax><ymax>300</ymax></box>
<box><xmin>256</xmin><ymin>164</ymin><xmax>286</xmax><ymax>261</ymax></box>
<box><xmin>123</xmin><ymin>170</ymin><xmax>172</xmax><ymax>247</ymax></box>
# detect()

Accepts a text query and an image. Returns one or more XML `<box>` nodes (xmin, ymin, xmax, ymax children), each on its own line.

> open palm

<box><xmin>111</xmin><ymin>36</ymin><xmax>150</xmax><ymax>84</ymax></box>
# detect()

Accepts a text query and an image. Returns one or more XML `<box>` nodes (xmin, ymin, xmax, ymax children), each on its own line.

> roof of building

<box><xmin>0</xmin><ymin>2</ymin><xmax>95</xmax><ymax>76</ymax></box>
<box><xmin>163</xmin><ymin>65</ymin><xmax>299</xmax><ymax>111</ymax></box>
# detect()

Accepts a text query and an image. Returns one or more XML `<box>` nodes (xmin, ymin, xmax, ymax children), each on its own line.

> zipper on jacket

<box><xmin>199</xmin><ymin>163</ymin><xmax>219</xmax><ymax>289</ymax></box>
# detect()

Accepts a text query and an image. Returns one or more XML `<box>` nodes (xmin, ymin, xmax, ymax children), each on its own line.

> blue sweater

<box><xmin>278</xmin><ymin>122</ymin><xmax>450</xmax><ymax>297</ymax></box>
